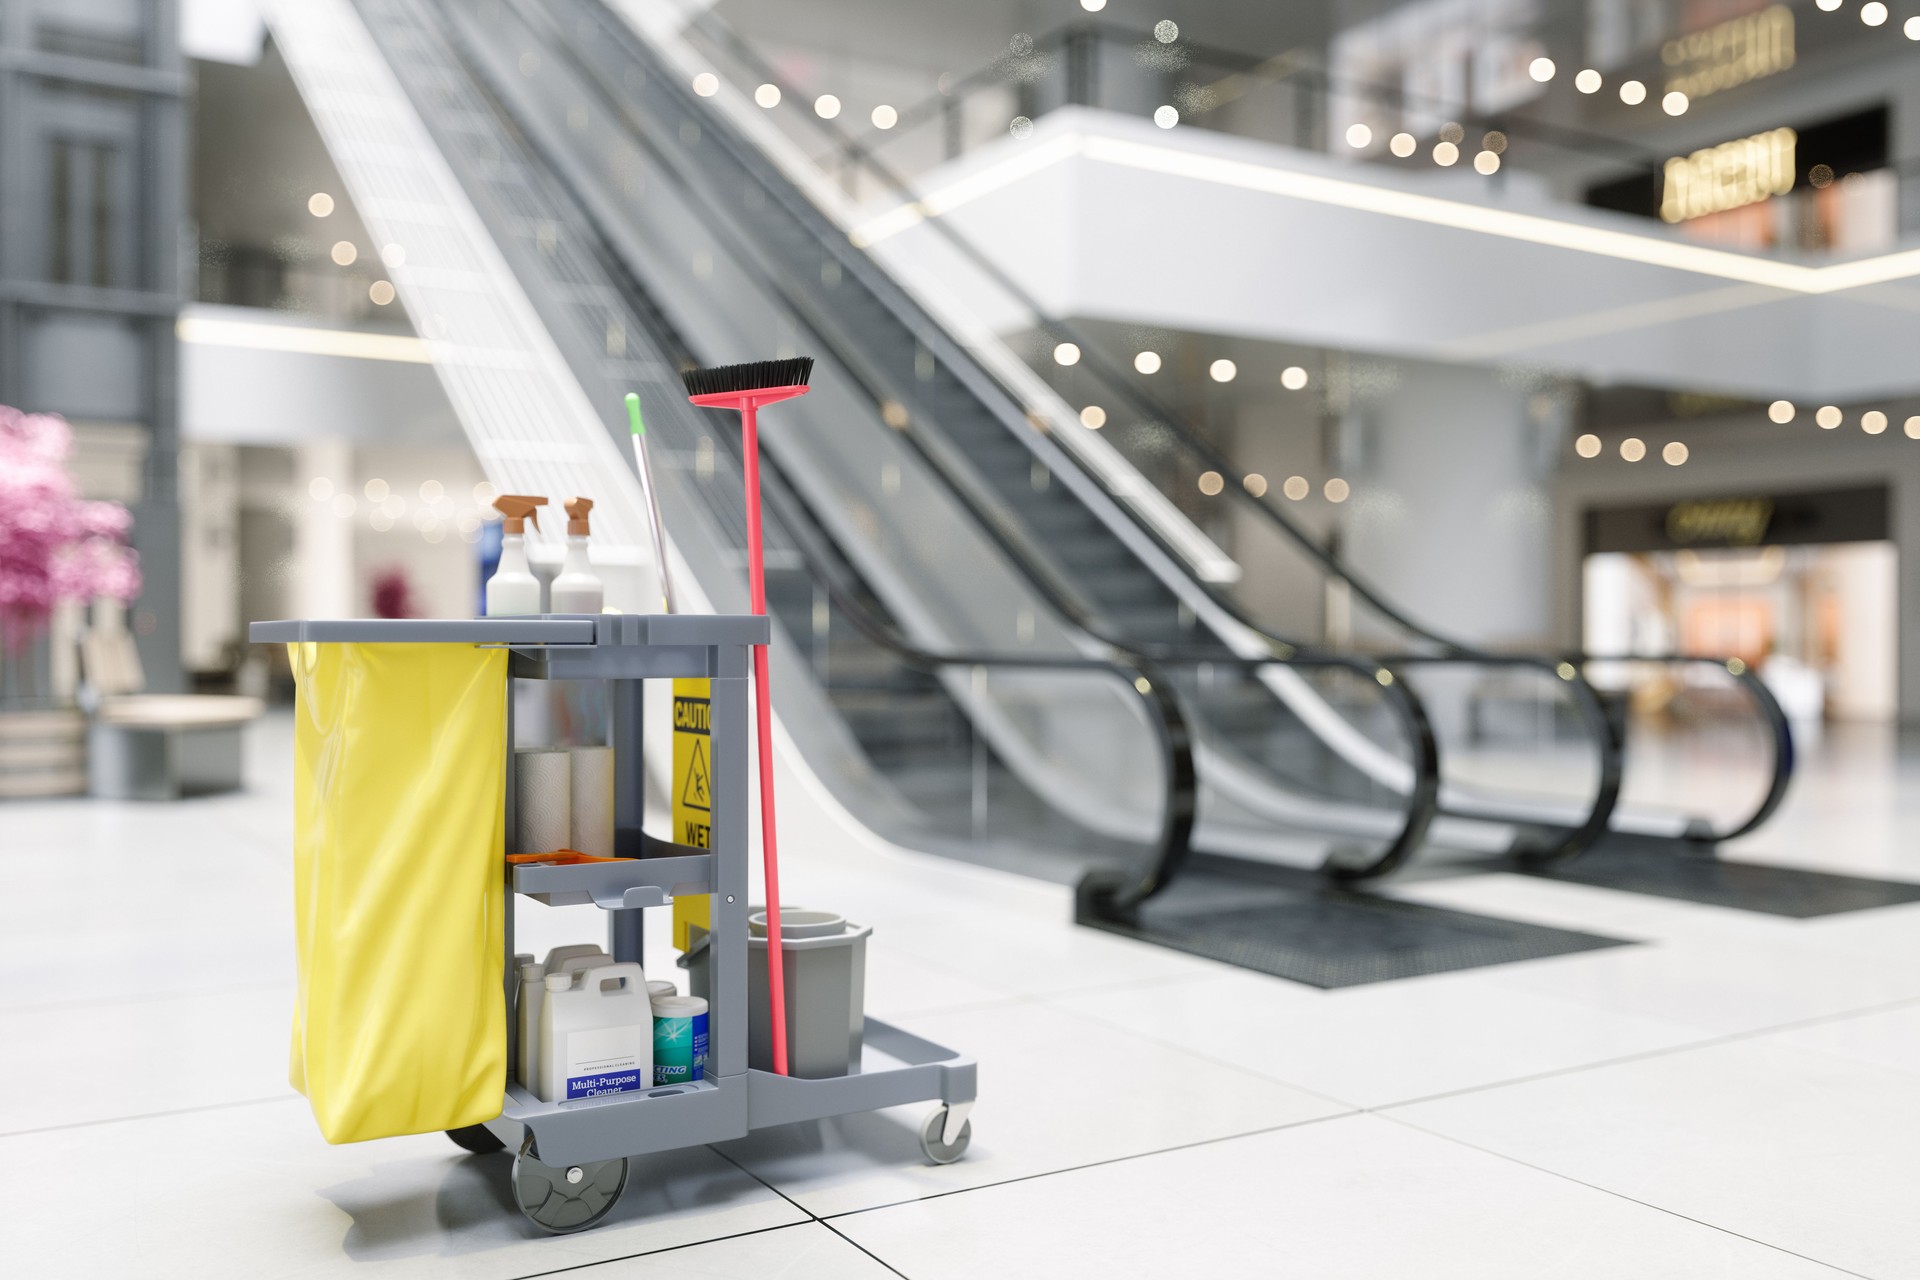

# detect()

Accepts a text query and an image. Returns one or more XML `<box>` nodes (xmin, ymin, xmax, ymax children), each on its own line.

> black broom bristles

<box><xmin>681</xmin><ymin>357</ymin><xmax>815</xmax><ymax>399</ymax></box>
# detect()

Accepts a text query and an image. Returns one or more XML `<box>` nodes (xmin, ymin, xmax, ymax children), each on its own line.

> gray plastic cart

<box><xmin>251</xmin><ymin>614</ymin><xmax>976</xmax><ymax>1234</ymax></box>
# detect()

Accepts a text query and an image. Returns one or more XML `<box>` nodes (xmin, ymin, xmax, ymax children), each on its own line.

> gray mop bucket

<box><xmin>682</xmin><ymin>907</ymin><xmax>871</xmax><ymax>1078</ymax></box>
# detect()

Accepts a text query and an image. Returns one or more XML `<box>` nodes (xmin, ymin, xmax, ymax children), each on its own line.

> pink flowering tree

<box><xmin>0</xmin><ymin>406</ymin><xmax>141</xmax><ymax>656</ymax></box>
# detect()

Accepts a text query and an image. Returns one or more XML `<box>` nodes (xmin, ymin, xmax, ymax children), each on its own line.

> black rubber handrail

<box><xmin>677</xmin><ymin>5</ymin><xmax>1795</xmax><ymax>855</ymax></box>
<box><xmin>475</xmin><ymin>0</ymin><xmax>1444</xmax><ymax>887</ymax></box>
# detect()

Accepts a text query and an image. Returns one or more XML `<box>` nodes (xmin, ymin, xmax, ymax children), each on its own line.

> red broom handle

<box><xmin>739</xmin><ymin>402</ymin><xmax>789</xmax><ymax>1076</ymax></box>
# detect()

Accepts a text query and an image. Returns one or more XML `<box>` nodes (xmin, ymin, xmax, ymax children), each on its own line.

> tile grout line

<box><xmin>1366</xmin><ymin>988</ymin><xmax>1920</xmax><ymax>1114</ymax></box>
<box><xmin>504</xmin><ymin>1221</ymin><xmax>811</xmax><ymax>1280</ymax></box>
<box><xmin>0</xmin><ymin>1092</ymin><xmax>297</xmax><ymax>1140</ymax></box>
<box><xmin>1374</xmin><ymin>1111</ymin><xmax>1878</xmax><ymax>1280</ymax></box>
<box><xmin>821</xmin><ymin>1106</ymin><xmax>1360</xmax><ymax>1224</ymax></box>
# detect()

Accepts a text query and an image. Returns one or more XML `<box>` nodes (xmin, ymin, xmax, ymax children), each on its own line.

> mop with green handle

<box><xmin>681</xmin><ymin>357</ymin><xmax>813</xmax><ymax>1078</ymax></box>
<box><xmin>625</xmin><ymin>392</ymin><xmax>677</xmax><ymax>615</ymax></box>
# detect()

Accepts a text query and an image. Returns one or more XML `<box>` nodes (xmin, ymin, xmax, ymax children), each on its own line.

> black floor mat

<box><xmin>1081</xmin><ymin>860</ymin><xmax>1631</xmax><ymax>989</ymax></box>
<box><xmin>1507</xmin><ymin>835</ymin><xmax>1920</xmax><ymax>918</ymax></box>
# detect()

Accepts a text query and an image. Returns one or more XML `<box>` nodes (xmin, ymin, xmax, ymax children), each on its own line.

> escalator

<box><xmin>318</xmin><ymin>0</ymin><xmax>1441</xmax><ymax>924</ymax></box>
<box><xmin>644</xmin><ymin>2</ymin><xmax>1797</xmax><ymax>871</ymax></box>
<box><xmin>293</xmin><ymin>0</ymin><xmax>1793</xmax><ymax>958</ymax></box>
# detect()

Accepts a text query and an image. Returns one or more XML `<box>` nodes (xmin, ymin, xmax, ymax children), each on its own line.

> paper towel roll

<box><xmin>569</xmin><ymin>745</ymin><xmax>615</xmax><ymax>857</ymax></box>
<box><xmin>515</xmin><ymin>748</ymin><xmax>571</xmax><ymax>854</ymax></box>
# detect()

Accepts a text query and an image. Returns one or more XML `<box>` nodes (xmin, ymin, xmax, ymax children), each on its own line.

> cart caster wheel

<box><xmin>446</xmin><ymin>1124</ymin><xmax>505</xmax><ymax>1155</ymax></box>
<box><xmin>918</xmin><ymin>1107</ymin><xmax>972</xmax><ymax>1165</ymax></box>
<box><xmin>511</xmin><ymin>1141</ymin><xmax>629</xmax><ymax>1234</ymax></box>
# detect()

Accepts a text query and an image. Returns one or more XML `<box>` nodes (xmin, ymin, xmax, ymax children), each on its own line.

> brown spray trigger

<box><xmin>493</xmin><ymin>494</ymin><xmax>548</xmax><ymax>533</ymax></box>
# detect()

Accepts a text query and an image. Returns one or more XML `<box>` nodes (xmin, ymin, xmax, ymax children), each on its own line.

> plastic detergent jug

<box><xmin>521</xmin><ymin>945</ymin><xmax>612</xmax><ymax>1091</ymax></box>
<box><xmin>536</xmin><ymin>962</ymin><xmax>654</xmax><ymax>1103</ymax></box>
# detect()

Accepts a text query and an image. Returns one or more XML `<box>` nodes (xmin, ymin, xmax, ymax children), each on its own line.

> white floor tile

<box><xmin>1478</xmin><ymin>931</ymin><xmax>1920</xmax><ymax>1037</ymax></box>
<box><xmin>1051</xmin><ymin>965</ymin><xmax>1713</xmax><ymax>1107</ymax></box>
<box><xmin>834</xmin><ymin>1113</ymin><xmax>1851</xmax><ymax>1280</ymax></box>
<box><xmin>1759</xmin><ymin>999</ymin><xmax>1920</xmax><ymax>1079</ymax></box>
<box><xmin>716</xmin><ymin>998</ymin><xmax>1348</xmax><ymax>1217</ymax></box>
<box><xmin>1</xmin><ymin>1097</ymin><xmax>805</xmax><ymax>1280</ymax></box>
<box><xmin>1397</xmin><ymin>1035</ymin><xmax>1920</xmax><ymax>1280</ymax></box>
<box><xmin>564</xmin><ymin>1222</ymin><xmax>901</xmax><ymax>1277</ymax></box>
<box><xmin>0</xmin><ymin>984</ymin><xmax>295</xmax><ymax>1135</ymax></box>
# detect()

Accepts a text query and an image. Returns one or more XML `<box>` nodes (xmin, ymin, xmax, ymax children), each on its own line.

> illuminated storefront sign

<box><xmin>1661</xmin><ymin>5</ymin><xmax>1794</xmax><ymax>100</ymax></box>
<box><xmin>1665</xmin><ymin>498</ymin><xmax>1773</xmax><ymax>546</ymax></box>
<box><xmin>1660</xmin><ymin>126</ymin><xmax>1795</xmax><ymax>223</ymax></box>
<box><xmin>1585</xmin><ymin>486</ymin><xmax>1887</xmax><ymax>554</ymax></box>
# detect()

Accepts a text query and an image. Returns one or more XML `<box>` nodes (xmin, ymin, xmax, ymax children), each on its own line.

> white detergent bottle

<box><xmin>537</xmin><ymin>962</ymin><xmax>653</xmax><ymax>1104</ymax></box>
<box><xmin>485</xmin><ymin>494</ymin><xmax>548</xmax><ymax>616</ymax></box>
<box><xmin>549</xmin><ymin>496</ymin><xmax>604</xmax><ymax>614</ymax></box>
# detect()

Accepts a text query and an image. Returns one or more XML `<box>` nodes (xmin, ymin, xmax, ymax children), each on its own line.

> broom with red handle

<box><xmin>683</xmin><ymin>357</ymin><xmax>813</xmax><ymax>1077</ymax></box>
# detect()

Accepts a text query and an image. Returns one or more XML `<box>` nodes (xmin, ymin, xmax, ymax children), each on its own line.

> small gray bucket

<box><xmin>683</xmin><ymin>907</ymin><xmax>871</xmax><ymax>1078</ymax></box>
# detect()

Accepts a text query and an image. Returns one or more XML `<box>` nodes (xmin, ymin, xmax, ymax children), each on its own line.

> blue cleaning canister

<box><xmin>651</xmin><ymin>995</ymin><xmax>709</xmax><ymax>1084</ymax></box>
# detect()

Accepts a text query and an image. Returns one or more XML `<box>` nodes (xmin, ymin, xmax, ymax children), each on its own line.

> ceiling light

<box><xmin>1197</xmin><ymin>470</ymin><xmax>1224</xmax><ymax>495</ymax></box>
<box><xmin>1816</xmin><ymin>405</ymin><xmax>1842</xmax><ymax>428</ymax></box>
<box><xmin>1243</xmin><ymin>473</ymin><xmax>1268</xmax><ymax>497</ymax></box>
<box><xmin>1080</xmin><ymin>405</ymin><xmax>1107</xmax><ymax>428</ymax></box>
<box><xmin>473</xmin><ymin>481</ymin><xmax>497</xmax><ymax>505</ymax></box>
<box><xmin>1281</xmin><ymin>366</ymin><xmax>1308</xmax><ymax>390</ymax></box>
<box><xmin>368</xmin><ymin>280</ymin><xmax>395</xmax><ymax>305</ymax></box>
<box><xmin>1767</xmin><ymin>400</ymin><xmax>1795</xmax><ymax>423</ymax></box>
<box><xmin>1345</xmin><ymin>123</ymin><xmax>1372</xmax><ymax>149</ymax></box>
<box><xmin>1154</xmin><ymin>105</ymin><xmax>1179</xmax><ymax>128</ymax></box>
<box><xmin>1324</xmin><ymin>478</ymin><xmax>1350</xmax><ymax>502</ymax></box>
<box><xmin>1620</xmin><ymin>437</ymin><xmax>1646</xmax><ymax>461</ymax></box>
<box><xmin>1080</xmin><ymin>0</ymin><xmax>1106</xmax><ymax>10</ymax></box>
<box><xmin>871</xmin><ymin>104</ymin><xmax>898</xmax><ymax>129</ymax></box>
<box><xmin>365</xmin><ymin>478</ymin><xmax>389</xmax><ymax>502</ymax></box>
<box><xmin>1209</xmin><ymin>358</ymin><xmax>1237</xmax><ymax>382</ymax></box>
<box><xmin>1907</xmin><ymin>416</ymin><xmax>1920</xmax><ymax>438</ymax></box>
<box><xmin>1528</xmin><ymin>57</ymin><xmax>1555</xmax><ymax>82</ymax></box>
<box><xmin>1482</xmin><ymin>131</ymin><xmax>1508</xmax><ymax>154</ymax></box>
<box><xmin>331</xmin><ymin>241</ymin><xmax>357</xmax><ymax>266</ymax></box>
<box><xmin>1863</xmin><ymin>410</ymin><xmax>1888</xmax><ymax>434</ymax></box>
<box><xmin>1662</xmin><ymin>441</ymin><xmax>1689</xmax><ymax>465</ymax></box>
<box><xmin>1134</xmin><ymin>350</ymin><xmax>1161</xmax><ymax>374</ymax></box>
<box><xmin>1389</xmin><ymin>132</ymin><xmax>1416</xmax><ymax>157</ymax></box>
<box><xmin>1009</xmin><ymin>116</ymin><xmax>1034</xmax><ymax>139</ymax></box>
<box><xmin>1662</xmin><ymin>91</ymin><xmax>1689</xmax><ymax>115</ymax></box>
<box><xmin>1619</xmin><ymin>79</ymin><xmax>1646</xmax><ymax>105</ymax></box>
<box><xmin>1053</xmin><ymin>342</ymin><xmax>1081</xmax><ymax>366</ymax></box>
<box><xmin>1474</xmin><ymin>150</ymin><xmax>1500</xmax><ymax>175</ymax></box>
<box><xmin>1816</xmin><ymin>0</ymin><xmax>1841</xmax><ymax>11</ymax></box>
<box><xmin>1154</xmin><ymin>20</ymin><xmax>1178</xmax><ymax>42</ymax></box>
<box><xmin>1433</xmin><ymin>140</ymin><xmax>1459</xmax><ymax>166</ymax></box>
<box><xmin>1907</xmin><ymin>16</ymin><xmax>1920</xmax><ymax>38</ymax></box>
<box><xmin>814</xmin><ymin>94</ymin><xmax>841</xmax><ymax>119</ymax></box>
<box><xmin>308</xmin><ymin>477</ymin><xmax>333</xmax><ymax>501</ymax></box>
<box><xmin>308</xmin><ymin>192</ymin><xmax>334</xmax><ymax>217</ymax></box>
<box><xmin>1575</xmin><ymin>69</ymin><xmax>1602</xmax><ymax>93</ymax></box>
<box><xmin>1575</xmin><ymin>433</ymin><xmax>1601</xmax><ymax>457</ymax></box>
<box><xmin>1282</xmin><ymin>475</ymin><xmax>1309</xmax><ymax>500</ymax></box>
<box><xmin>754</xmin><ymin>83</ymin><xmax>781</xmax><ymax>108</ymax></box>
<box><xmin>1863</xmin><ymin>2</ymin><xmax>1888</xmax><ymax>25</ymax></box>
<box><xmin>692</xmin><ymin>72</ymin><xmax>719</xmax><ymax>96</ymax></box>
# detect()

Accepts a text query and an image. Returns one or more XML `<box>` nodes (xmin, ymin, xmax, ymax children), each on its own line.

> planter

<box><xmin>0</xmin><ymin>708</ymin><xmax>88</xmax><ymax>798</ymax></box>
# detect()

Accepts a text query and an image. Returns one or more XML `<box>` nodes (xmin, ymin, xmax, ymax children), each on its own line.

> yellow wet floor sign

<box><xmin>671</xmin><ymin>677</ymin><xmax>712</xmax><ymax>949</ymax></box>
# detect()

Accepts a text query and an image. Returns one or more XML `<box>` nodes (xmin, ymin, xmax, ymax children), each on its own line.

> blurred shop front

<box><xmin>1582</xmin><ymin>486</ymin><xmax>1896</xmax><ymax>736</ymax></box>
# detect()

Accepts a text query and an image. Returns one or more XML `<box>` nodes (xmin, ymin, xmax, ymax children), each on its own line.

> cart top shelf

<box><xmin>249</xmin><ymin>614</ymin><xmax>768</xmax><ymax>680</ymax></box>
<box><xmin>250</xmin><ymin>614</ymin><xmax>767</xmax><ymax>646</ymax></box>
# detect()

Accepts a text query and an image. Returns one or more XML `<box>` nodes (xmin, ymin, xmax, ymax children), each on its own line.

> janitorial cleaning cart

<box><xmin>252</xmin><ymin>612</ymin><xmax>975</xmax><ymax>1234</ymax></box>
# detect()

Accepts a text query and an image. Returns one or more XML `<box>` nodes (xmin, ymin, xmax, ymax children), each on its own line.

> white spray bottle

<box><xmin>486</xmin><ymin>493</ymin><xmax>548</xmax><ymax>617</ymax></box>
<box><xmin>550</xmin><ymin>496</ymin><xmax>605</xmax><ymax>614</ymax></box>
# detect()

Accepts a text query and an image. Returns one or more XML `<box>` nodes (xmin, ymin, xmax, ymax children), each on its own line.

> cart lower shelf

<box><xmin>467</xmin><ymin>1016</ymin><xmax>975</xmax><ymax>1233</ymax></box>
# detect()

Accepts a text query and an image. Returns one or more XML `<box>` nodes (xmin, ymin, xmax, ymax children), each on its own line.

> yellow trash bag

<box><xmin>287</xmin><ymin>641</ymin><xmax>508</xmax><ymax>1144</ymax></box>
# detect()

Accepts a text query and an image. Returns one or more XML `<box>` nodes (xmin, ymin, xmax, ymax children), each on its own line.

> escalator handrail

<box><xmin>609</xmin><ymin>3</ymin><xmax>1637</xmax><ymax>860</ymax></box>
